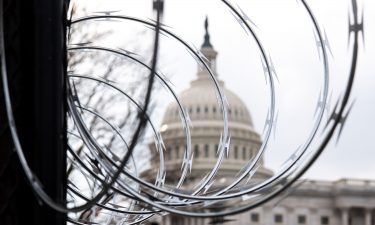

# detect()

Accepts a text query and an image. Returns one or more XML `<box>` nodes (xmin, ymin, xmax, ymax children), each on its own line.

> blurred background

<box><xmin>70</xmin><ymin>0</ymin><xmax>374</xmax><ymax>181</ymax></box>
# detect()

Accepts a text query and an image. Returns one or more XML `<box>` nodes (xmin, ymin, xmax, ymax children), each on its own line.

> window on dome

<box><xmin>204</xmin><ymin>144</ymin><xmax>209</xmax><ymax>157</ymax></box>
<box><xmin>228</xmin><ymin>109</ymin><xmax>231</xmax><ymax>114</ymax></box>
<box><xmin>251</xmin><ymin>213</ymin><xmax>259</xmax><ymax>222</ymax></box>
<box><xmin>194</xmin><ymin>145</ymin><xmax>199</xmax><ymax>158</ymax></box>
<box><xmin>204</xmin><ymin>106</ymin><xmax>209</xmax><ymax>113</ymax></box>
<box><xmin>167</xmin><ymin>147</ymin><xmax>171</xmax><ymax>160</ymax></box>
<box><xmin>321</xmin><ymin>216</ymin><xmax>329</xmax><ymax>225</ymax></box>
<box><xmin>215</xmin><ymin>144</ymin><xmax>219</xmax><ymax>157</ymax></box>
<box><xmin>197</xmin><ymin>107</ymin><xmax>200</xmax><ymax>113</ymax></box>
<box><xmin>298</xmin><ymin>215</ymin><xmax>306</xmax><ymax>224</ymax></box>
<box><xmin>235</xmin><ymin>109</ymin><xmax>238</xmax><ymax>116</ymax></box>
<box><xmin>189</xmin><ymin>107</ymin><xmax>192</xmax><ymax>114</ymax></box>
<box><xmin>213</xmin><ymin>106</ymin><xmax>216</xmax><ymax>113</ymax></box>
<box><xmin>234</xmin><ymin>146</ymin><xmax>238</xmax><ymax>159</ymax></box>
<box><xmin>274</xmin><ymin>214</ymin><xmax>283</xmax><ymax>223</ymax></box>
<box><xmin>242</xmin><ymin>147</ymin><xmax>247</xmax><ymax>160</ymax></box>
<box><xmin>175</xmin><ymin>146</ymin><xmax>179</xmax><ymax>159</ymax></box>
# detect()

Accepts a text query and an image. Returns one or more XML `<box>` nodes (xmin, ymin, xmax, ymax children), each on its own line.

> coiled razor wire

<box><xmin>0</xmin><ymin>0</ymin><xmax>364</xmax><ymax>224</ymax></box>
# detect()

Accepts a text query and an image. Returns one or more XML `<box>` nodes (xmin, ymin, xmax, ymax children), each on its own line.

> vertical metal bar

<box><xmin>1</xmin><ymin>0</ymin><xmax>66</xmax><ymax>224</ymax></box>
<box><xmin>32</xmin><ymin>0</ymin><xmax>66</xmax><ymax>224</ymax></box>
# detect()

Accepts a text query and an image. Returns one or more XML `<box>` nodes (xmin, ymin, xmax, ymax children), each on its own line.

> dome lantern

<box><xmin>198</xmin><ymin>17</ymin><xmax>218</xmax><ymax>76</ymax></box>
<box><xmin>202</xmin><ymin>16</ymin><xmax>213</xmax><ymax>48</ymax></box>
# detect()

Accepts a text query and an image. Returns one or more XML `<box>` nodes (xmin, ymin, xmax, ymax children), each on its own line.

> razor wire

<box><xmin>0</xmin><ymin>0</ymin><xmax>364</xmax><ymax>224</ymax></box>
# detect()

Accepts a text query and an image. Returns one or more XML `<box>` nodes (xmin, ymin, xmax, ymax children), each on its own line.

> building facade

<box><xmin>145</xmin><ymin>19</ymin><xmax>375</xmax><ymax>225</ymax></box>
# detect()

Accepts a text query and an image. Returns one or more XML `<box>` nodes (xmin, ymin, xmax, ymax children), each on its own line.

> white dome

<box><xmin>144</xmin><ymin>21</ymin><xmax>273</xmax><ymax>183</ymax></box>
<box><xmin>162</xmin><ymin>77</ymin><xmax>254</xmax><ymax>127</ymax></box>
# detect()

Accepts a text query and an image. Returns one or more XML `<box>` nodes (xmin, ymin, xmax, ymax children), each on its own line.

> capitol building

<box><xmin>145</xmin><ymin>20</ymin><xmax>375</xmax><ymax>225</ymax></box>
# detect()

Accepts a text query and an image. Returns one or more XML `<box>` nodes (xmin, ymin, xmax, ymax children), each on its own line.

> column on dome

<box><xmin>285</xmin><ymin>207</ymin><xmax>294</xmax><ymax>225</ymax></box>
<box><xmin>262</xmin><ymin>206</ymin><xmax>272</xmax><ymax>225</ymax></box>
<box><xmin>365</xmin><ymin>208</ymin><xmax>372</xmax><ymax>225</ymax></box>
<box><xmin>341</xmin><ymin>208</ymin><xmax>349</xmax><ymax>225</ymax></box>
<box><xmin>163</xmin><ymin>216</ymin><xmax>170</xmax><ymax>225</ymax></box>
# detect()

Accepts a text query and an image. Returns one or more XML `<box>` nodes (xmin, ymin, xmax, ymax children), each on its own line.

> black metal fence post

<box><xmin>32</xmin><ymin>0</ymin><xmax>67</xmax><ymax>224</ymax></box>
<box><xmin>0</xmin><ymin>0</ymin><xmax>66</xmax><ymax>224</ymax></box>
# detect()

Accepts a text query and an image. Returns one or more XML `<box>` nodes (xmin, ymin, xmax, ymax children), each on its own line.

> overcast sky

<box><xmin>73</xmin><ymin>0</ymin><xmax>375</xmax><ymax>181</ymax></box>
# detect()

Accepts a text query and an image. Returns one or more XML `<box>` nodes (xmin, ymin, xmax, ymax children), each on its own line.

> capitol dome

<box><xmin>147</xmin><ymin>18</ymin><xmax>272</xmax><ymax>185</ymax></box>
